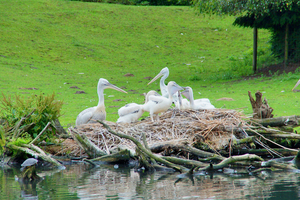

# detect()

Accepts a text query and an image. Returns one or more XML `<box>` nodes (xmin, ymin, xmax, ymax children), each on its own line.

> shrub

<box><xmin>0</xmin><ymin>93</ymin><xmax>63</xmax><ymax>142</ymax></box>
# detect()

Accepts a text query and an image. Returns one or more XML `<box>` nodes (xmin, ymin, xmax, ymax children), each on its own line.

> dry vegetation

<box><xmin>63</xmin><ymin>109</ymin><xmax>251</xmax><ymax>157</ymax></box>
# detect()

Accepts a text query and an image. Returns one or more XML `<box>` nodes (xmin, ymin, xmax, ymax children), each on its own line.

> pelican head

<box><xmin>98</xmin><ymin>78</ymin><xmax>127</xmax><ymax>94</ymax></box>
<box><xmin>145</xmin><ymin>90</ymin><xmax>161</xmax><ymax>103</ymax></box>
<box><xmin>167</xmin><ymin>81</ymin><xmax>184</xmax><ymax>97</ymax></box>
<box><xmin>147</xmin><ymin>67</ymin><xmax>169</xmax><ymax>85</ymax></box>
<box><xmin>181</xmin><ymin>87</ymin><xmax>193</xmax><ymax>101</ymax></box>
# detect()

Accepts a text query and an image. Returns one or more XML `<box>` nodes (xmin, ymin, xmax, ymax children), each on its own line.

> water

<box><xmin>1</xmin><ymin>162</ymin><xmax>300</xmax><ymax>200</ymax></box>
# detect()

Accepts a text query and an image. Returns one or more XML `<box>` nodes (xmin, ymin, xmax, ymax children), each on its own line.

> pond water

<box><xmin>1</xmin><ymin>161</ymin><xmax>300</xmax><ymax>200</ymax></box>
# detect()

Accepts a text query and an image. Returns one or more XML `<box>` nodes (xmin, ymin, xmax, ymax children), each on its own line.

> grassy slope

<box><xmin>0</xmin><ymin>0</ymin><xmax>299</xmax><ymax>127</ymax></box>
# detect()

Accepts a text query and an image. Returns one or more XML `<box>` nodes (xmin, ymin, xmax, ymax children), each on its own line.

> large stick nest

<box><xmin>61</xmin><ymin>109</ymin><xmax>249</xmax><ymax>157</ymax></box>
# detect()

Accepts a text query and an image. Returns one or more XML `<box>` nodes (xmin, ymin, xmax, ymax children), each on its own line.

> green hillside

<box><xmin>1</xmin><ymin>0</ymin><xmax>299</xmax><ymax>127</ymax></box>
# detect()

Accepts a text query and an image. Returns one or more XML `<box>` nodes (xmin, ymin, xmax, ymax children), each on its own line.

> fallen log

<box><xmin>149</xmin><ymin>139</ymin><xmax>225</xmax><ymax>160</ymax></box>
<box><xmin>230</xmin><ymin>148</ymin><xmax>298</xmax><ymax>157</ymax></box>
<box><xmin>98</xmin><ymin>120</ymin><xmax>188</xmax><ymax>173</ymax></box>
<box><xmin>90</xmin><ymin>149</ymin><xmax>131</xmax><ymax>163</ymax></box>
<box><xmin>195</xmin><ymin>154</ymin><xmax>264</xmax><ymax>172</ymax></box>
<box><xmin>250</xmin><ymin>115</ymin><xmax>299</xmax><ymax>127</ymax></box>
<box><xmin>7</xmin><ymin>143</ymin><xmax>63</xmax><ymax>167</ymax></box>
<box><xmin>69</xmin><ymin>127</ymin><xmax>107</xmax><ymax>158</ymax></box>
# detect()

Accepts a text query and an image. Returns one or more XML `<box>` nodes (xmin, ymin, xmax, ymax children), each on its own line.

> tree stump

<box><xmin>248</xmin><ymin>91</ymin><xmax>273</xmax><ymax>119</ymax></box>
<box><xmin>21</xmin><ymin>165</ymin><xmax>41</xmax><ymax>181</ymax></box>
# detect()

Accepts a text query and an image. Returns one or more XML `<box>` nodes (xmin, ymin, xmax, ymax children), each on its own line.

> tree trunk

<box><xmin>248</xmin><ymin>91</ymin><xmax>273</xmax><ymax>119</ymax></box>
<box><xmin>284</xmin><ymin>23</ymin><xmax>289</xmax><ymax>68</ymax></box>
<box><xmin>253</xmin><ymin>27</ymin><xmax>258</xmax><ymax>73</ymax></box>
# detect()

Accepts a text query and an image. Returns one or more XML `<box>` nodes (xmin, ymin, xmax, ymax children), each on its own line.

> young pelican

<box><xmin>117</xmin><ymin>90</ymin><xmax>160</xmax><ymax>123</ymax></box>
<box><xmin>143</xmin><ymin>81</ymin><xmax>184</xmax><ymax>122</ymax></box>
<box><xmin>147</xmin><ymin>67</ymin><xmax>180</xmax><ymax>108</ymax></box>
<box><xmin>292</xmin><ymin>79</ymin><xmax>300</xmax><ymax>91</ymax></box>
<box><xmin>176</xmin><ymin>92</ymin><xmax>191</xmax><ymax>110</ymax></box>
<box><xmin>76</xmin><ymin>78</ymin><xmax>127</xmax><ymax>126</ymax></box>
<box><xmin>181</xmin><ymin>86</ymin><xmax>215</xmax><ymax>110</ymax></box>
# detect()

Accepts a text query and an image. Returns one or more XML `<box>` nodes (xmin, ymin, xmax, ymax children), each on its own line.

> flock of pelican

<box><xmin>75</xmin><ymin>67</ymin><xmax>215</xmax><ymax>126</ymax></box>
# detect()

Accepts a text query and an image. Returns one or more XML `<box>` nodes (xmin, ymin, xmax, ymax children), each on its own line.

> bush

<box><xmin>270</xmin><ymin>25</ymin><xmax>300</xmax><ymax>63</ymax></box>
<box><xmin>0</xmin><ymin>93</ymin><xmax>63</xmax><ymax>142</ymax></box>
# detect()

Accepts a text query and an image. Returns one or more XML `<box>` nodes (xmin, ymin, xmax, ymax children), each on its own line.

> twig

<box><xmin>12</xmin><ymin>109</ymin><xmax>36</xmax><ymax>139</ymax></box>
<box><xmin>245</xmin><ymin>127</ymin><xmax>298</xmax><ymax>152</ymax></box>
<box><xmin>29</xmin><ymin>122</ymin><xmax>51</xmax><ymax>145</ymax></box>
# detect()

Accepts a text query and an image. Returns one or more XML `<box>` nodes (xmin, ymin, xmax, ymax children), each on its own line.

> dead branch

<box><xmin>250</xmin><ymin>115</ymin><xmax>299</xmax><ymax>127</ymax></box>
<box><xmin>90</xmin><ymin>149</ymin><xmax>131</xmax><ymax>163</ymax></box>
<box><xmin>7</xmin><ymin>143</ymin><xmax>63</xmax><ymax>167</ymax></box>
<box><xmin>29</xmin><ymin>122</ymin><xmax>51</xmax><ymax>145</ymax></box>
<box><xmin>149</xmin><ymin>139</ymin><xmax>225</xmax><ymax>160</ymax></box>
<box><xmin>69</xmin><ymin>127</ymin><xmax>107</xmax><ymax>158</ymax></box>
<box><xmin>98</xmin><ymin>120</ymin><xmax>188</xmax><ymax>173</ymax></box>
<box><xmin>196</xmin><ymin>154</ymin><xmax>264</xmax><ymax>172</ymax></box>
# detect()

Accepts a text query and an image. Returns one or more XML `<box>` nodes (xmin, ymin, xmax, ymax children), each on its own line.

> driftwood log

<box><xmin>250</xmin><ymin>115</ymin><xmax>299</xmax><ymax>127</ymax></box>
<box><xmin>248</xmin><ymin>91</ymin><xmax>274</xmax><ymax>119</ymax></box>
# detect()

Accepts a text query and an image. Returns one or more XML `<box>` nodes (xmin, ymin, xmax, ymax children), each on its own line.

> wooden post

<box><xmin>253</xmin><ymin>27</ymin><xmax>258</xmax><ymax>73</ymax></box>
<box><xmin>284</xmin><ymin>23</ymin><xmax>289</xmax><ymax>68</ymax></box>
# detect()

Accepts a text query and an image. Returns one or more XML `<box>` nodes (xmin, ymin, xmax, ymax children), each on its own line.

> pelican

<box><xmin>148</xmin><ymin>67</ymin><xmax>169</xmax><ymax>98</ymax></box>
<box><xmin>76</xmin><ymin>78</ymin><xmax>127</xmax><ymax>126</ymax></box>
<box><xmin>143</xmin><ymin>81</ymin><xmax>184</xmax><ymax>122</ymax></box>
<box><xmin>181</xmin><ymin>86</ymin><xmax>215</xmax><ymax>110</ymax></box>
<box><xmin>147</xmin><ymin>67</ymin><xmax>180</xmax><ymax>108</ymax></box>
<box><xmin>176</xmin><ymin>92</ymin><xmax>191</xmax><ymax>110</ymax></box>
<box><xmin>117</xmin><ymin>90</ymin><xmax>160</xmax><ymax>123</ymax></box>
<box><xmin>292</xmin><ymin>79</ymin><xmax>300</xmax><ymax>91</ymax></box>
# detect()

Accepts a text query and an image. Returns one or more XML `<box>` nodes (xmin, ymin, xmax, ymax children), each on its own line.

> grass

<box><xmin>0</xmin><ymin>0</ymin><xmax>299</xmax><ymax>128</ymax></box>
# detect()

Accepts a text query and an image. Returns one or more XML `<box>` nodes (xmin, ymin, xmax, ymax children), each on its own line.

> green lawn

<box><xmin>0</xmin><ymin>0</ymin><xmax>299</xmax><ymax>128</ymax></box>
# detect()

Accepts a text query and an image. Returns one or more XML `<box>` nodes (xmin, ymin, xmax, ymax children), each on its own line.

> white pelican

<box><xmin>147</xmin><ymin>67</ymin><xmax>180</xmax><ymax>108</ymax></box>
<box><xmin>143</xmin><ymin>81</ymin><xmax>184</xmax><ymax>122</ymax></box>
<box><xmin>117</xmin><ymin>90</ymin><xmax>160</xmax><ymax>123</ymax></box>
<box><xmin>181</xmin><ymin>86</ymin><xmax>215</xmax><ymax>110</ymax></box>
<box><xmin>292</xmin><ymin>79</ymin><xmax>300</xmax><ymax>91</ymax></box>
<box><xmin>148</xmin><ymin>67</ymin><xmax>169</xmax><ymax>98</ymax></box>
<box><xmin>176</xmin><ymin>92</ymin><xmax>190</xmax><ymax>110</ymax></box>
<box><xmin>76</xmin><ymin>78</ymin><xmax>127</xmax><ymax>126</ymax></box>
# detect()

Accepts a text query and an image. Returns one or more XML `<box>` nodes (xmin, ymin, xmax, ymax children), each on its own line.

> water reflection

<box><xmin>1</xmin><ymin>162</ymin><xmax>300</xmax><ymax>199</ymax></box>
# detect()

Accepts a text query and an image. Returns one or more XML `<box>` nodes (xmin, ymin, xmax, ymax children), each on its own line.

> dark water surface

<box><xmin>1</xmin><ymin>162</ymin><xmax>300</xmax><ymax>200</ymax></box>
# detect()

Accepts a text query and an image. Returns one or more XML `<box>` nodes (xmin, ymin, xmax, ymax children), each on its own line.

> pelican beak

<box><xmin>108</xmin><ymin>84</ymin><xmax>127</xmax><ymax>94</ymax></box>
<box><xmin>170</xmin><ymin>82</ymin><xmax>184</xmax><ymax>95</ymax></box>
<box><xmin>292</xmin><ymin>79</ymin><xmax>300</xmax><ymax>91</ymax></box>
<box><xmin>147</xmin><ymin>72</ymin><xmax>163</xmax><ymax>85</ymax></box>
<box><xmin>181</xmin><ymin>87</ymin><xmax>190</xmax><ymax>99</ymax></box>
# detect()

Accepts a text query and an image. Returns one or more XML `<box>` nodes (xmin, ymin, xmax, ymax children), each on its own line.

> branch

<box><xmin>196</xmin><ymin>154</ymin><xmax>264</xmax><ymax>171</ymax></box>
<box><xmin>98</xmin><ymin>120</ymin><xmax>188</xmax><ymax>173</ymax></box>
<box><xmin>29</xmin><ymin>122</ymin><xmax>51</xmax><ymax>145</ymax></box>
<box><xmin>69</xmin><ymin>127</ymin><xmax>107</xmax><ymax>158</ymax></box>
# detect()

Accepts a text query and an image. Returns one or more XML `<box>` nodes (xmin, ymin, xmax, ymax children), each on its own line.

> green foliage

<box><xmin>0</xmin><ymin>93</ymin><xmax>63</xmax><ymax>142</ymax></box>
<box><xmin>194</xmin><ymin>0</ymin><xmax>300</xmax><ymax>62</ymax></box>
<box><xmin>0</xmin><ymin>126</ymin><xmax>6</xmax><ymax>153</ymax></box>
<box><xmin>193</xmin><ymin>0</ymin><xmax>299</xmax><ymax>17</ymax></box>
<box><xmin>270</xmin><ymin>25</ymin><xmax>300</xmax><ymax>62</ymax></box>
<box><xmin>11</xmin><ymin>137</ymin><xmax>32</xmax><ymax>147</ymax></box>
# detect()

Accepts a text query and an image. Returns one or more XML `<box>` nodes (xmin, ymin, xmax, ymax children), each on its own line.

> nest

<box><xmin>60</xmin><ymin>109</ymin><xmax>249</xmax><ymax>157</ymax></box>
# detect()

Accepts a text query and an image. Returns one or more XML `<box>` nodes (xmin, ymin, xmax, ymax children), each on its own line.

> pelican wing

<box><xmin>118</xmin><ymin>104</ymin><xmax>142</xmax><ymax>117</ymax></box>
